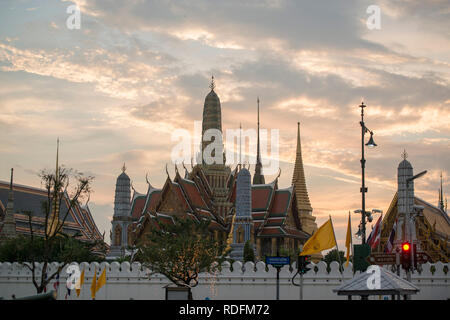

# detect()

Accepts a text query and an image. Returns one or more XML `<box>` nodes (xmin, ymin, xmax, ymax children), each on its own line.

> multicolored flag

<box><xmin>384</xmin><ymin>218</ymin><xmax>397</xmax><ymax>253</ymax></box>
<box><xmin>65</xmin><ymin>287</ymin><xmax>71</xmax><ymax>300</ymax></box>
<box><xmin>53</xmin><ymin>273</ymin><xmax>60</xmax><ymax>291</ymax></box>
<box><xmin>367</xmin><ymin>215</ymin><xmax>382</xmax><ymax>249</ymax></box>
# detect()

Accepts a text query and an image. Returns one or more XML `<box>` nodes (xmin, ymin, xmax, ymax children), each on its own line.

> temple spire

<box><xmin>439</xmin><ymin>172</ymin><xmax>445</xmax><ymax>211</ymax></box>
<box><xmin>253</xmin><ymin>97</ymin><xmax>265</xmax><ymax>184</ymax></box>
<box><xmin>201</xmin><ymin>76</ymin><xmax>222</xmax><ymax>163</ymax></box>
<box><xmin>292</xmin><ymin>122</ymin><xmax>312</xmax><ymax>211</ymax></box>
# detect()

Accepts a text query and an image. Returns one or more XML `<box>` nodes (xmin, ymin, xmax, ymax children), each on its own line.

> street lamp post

<box><xmin>359</xmin><ymin>102</ymin><xmax>377</xmax><ymax>244</ymax></box>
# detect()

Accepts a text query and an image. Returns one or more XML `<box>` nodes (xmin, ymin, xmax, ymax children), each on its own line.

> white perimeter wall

<box><xmin>0</xmin><ymin>261</ymin><xmax>448</xmax><ymax>300</ymax></box>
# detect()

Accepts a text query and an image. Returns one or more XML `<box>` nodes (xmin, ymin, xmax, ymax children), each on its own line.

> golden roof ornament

<box><xmin>401</xmin><ymin>149</ymin><xmax>408</xmax><ymax>160</ymax></box>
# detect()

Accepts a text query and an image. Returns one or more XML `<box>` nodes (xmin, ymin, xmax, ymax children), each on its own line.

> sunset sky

<box><xmin>0</xmin><ymin>0</ymin><xmax>449</xmax><ymax>248</ymax></box>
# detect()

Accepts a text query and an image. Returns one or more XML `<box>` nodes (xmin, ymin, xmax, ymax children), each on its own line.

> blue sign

<box><xmin>265</xmin><ymin>256</ymin><xmax>290</xmax><ymax>267</ymax></box>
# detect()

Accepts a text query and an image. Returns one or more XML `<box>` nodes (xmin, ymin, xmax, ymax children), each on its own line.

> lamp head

<box><xmin>365</xmin><ymin>132</ymin><xmax>377</xmax><ymax>148</ymax></box>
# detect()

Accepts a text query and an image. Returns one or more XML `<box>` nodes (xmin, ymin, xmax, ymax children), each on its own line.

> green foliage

<box><xmin>322</xmin><ymin>249</ymin><xmax>346</xmax><ymax>272</ymax></box>
<box><xmin>279</xmin><ymin>247</ymin><xmax>298</xmax><ymax>266</ymax></box>
<box><xmin>137</xmin><ymin>217</ymin><xmax>229</xmax><ymax>288</ymax></box>
<box><xmin>243</xmin><ymin>240</ymin><xmax>255</xmax><ymax>263</ymax></box>
<box><xmin>0</xmin><ymin>235</ymin><xmax>103</xmax><ymax>263</ymax></box>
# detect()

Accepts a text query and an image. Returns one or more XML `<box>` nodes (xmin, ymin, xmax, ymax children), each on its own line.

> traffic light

<box><xmin>298</xmin><ymin>255</ymin><xmax>311</xmax><ymax>274</ymax></box>
<box><xmin>401</xmin><ymin>242</ymin><xmax>412</xmax><ymax>271</ymax></box>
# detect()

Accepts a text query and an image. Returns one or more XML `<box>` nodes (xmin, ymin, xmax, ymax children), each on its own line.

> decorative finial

<box><xmin>209</xmin><ymin>75</ymin><xmax>215</xmax><ymax>91</ymax></box>
<box><xmin>122</xmin><ymin>163</ymin><xmax>126</xmax><ymax>173</ymax></box>
<box><xmin>401</xmin><ymin>149</ymin><xmax>408</xmax><ymax>160</ymax></box>
<box><xmin>9</xmin><ymin>168</ymin><xmax>13</xmax><ymax>191</ymax></box>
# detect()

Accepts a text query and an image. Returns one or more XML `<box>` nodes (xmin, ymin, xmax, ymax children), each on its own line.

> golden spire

<box><xmin>253</xmin><ymin>97</ymin><xmax>265</xmax><ymax>184</ymax></box>
<box><xmin>292</xmin><ymin>122</ymin><xmax>312</xmax><ymax>211</ymax></box>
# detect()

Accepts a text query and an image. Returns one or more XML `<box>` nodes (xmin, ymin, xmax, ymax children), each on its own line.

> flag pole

<box><xmin>329</xmin><ymin>215</ymin><xmax>344</xmax><ymax>279</ymax></box>
<box><xmin>377</xmin><ymin>213</ymin><xmax>383</xmax><ymax>252</ymax></box>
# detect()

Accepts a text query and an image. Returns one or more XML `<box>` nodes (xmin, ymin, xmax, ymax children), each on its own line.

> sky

<box><xmin>0</xmin><ymin>0</ymin><xmax>449</xmax><ymax>249</ymax></box>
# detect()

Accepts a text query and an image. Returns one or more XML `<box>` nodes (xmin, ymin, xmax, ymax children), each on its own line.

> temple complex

<box><xmin>107</xmin><ymin>78</ymin><xmax>319</xmax><ymax>261</ymax></box>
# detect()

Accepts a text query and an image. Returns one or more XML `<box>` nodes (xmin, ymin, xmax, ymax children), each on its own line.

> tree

<box><xmin>20</xmin><ymin>166</ymin><xmax>94</xmax><ymax>293</ymax></box>
<box><xmin>136</xmin><ymin>217</ymin><xmax>229</xmax><ymax>290</ymax></box>
<box><xmin>0</xmin><ymin>235</ymin><xmax>103</xmax><ymax>263</ymax></box>
<box><xmin>323</xmin><ymin>249</ymin><xmax>346</xmax><ymax>272</ymax></box>
<box><xmin>243</xmin><ymin>240</ymin><xmax>255</xmax><ymax>263</ymax></box>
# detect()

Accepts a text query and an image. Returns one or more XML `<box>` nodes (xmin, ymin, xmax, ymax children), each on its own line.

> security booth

<box><xmin>164</xmin><ymin>285</ymin><xmax>192</xmax><ymax>300</ymax></box>
<box><xmin>333</xmin><ymin>267</ymin><xmax>419</xmax><ymax>300</ymax></box>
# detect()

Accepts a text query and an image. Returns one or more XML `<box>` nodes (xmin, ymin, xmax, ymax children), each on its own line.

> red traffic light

<box><xmin>402</xmin><ymin>242</ymin><xmax>411</xmax><ymax>252</ymax></box>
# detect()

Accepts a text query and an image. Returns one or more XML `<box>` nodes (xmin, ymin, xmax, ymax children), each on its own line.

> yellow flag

<box><xmin>76</xmin><ymin>268</ymin><xmax>85</xmax><ymax>297</ymax></box>
<box><xmin>300</xmin><ymin>218</ymin><xmax>336</xmax><ymax>256</ymax></box>
<box><xmin>90</xmin><ymin>267</ymin><xmax>97</xmax><ymax>299</ymax></box>
<box><xmin>96</xmin><ymin>268</ymin><xmax>106</xmax><ymax>293</ymax></box>
<box><xmin>345</xmin><ymin>212</ymin><xmax>352</xmax><ymax>267</ymax></box>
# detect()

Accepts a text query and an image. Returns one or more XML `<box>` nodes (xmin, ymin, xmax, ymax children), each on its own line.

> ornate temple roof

<box><xmin>0</xmin><ymin>180</ymin><xmax>104</xmax><ymax>242</ymax></box>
